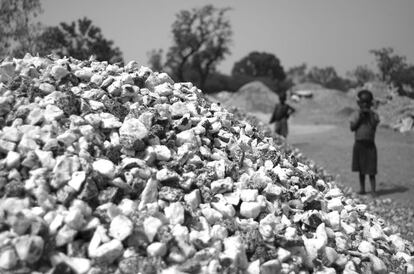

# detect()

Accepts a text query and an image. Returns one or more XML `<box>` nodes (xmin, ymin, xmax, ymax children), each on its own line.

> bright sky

<box><xmin>38</xmin><ymin>0</ymin><xmax>414</xmax><ymax>76</ymax></box>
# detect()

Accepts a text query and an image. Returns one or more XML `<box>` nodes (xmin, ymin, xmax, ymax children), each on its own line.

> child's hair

<box><xmin>357</xmin><ymin>89</ymin><xmax>374</xmax><ymax>104</ymax></box>
<box><xmin>278</xmin><ymin>92</ymin><xmax>287</xmax><ymax>102</ymax></box>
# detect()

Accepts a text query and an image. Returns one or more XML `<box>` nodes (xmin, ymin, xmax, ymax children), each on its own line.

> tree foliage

<box><xmin>305</xmin><ymin>66</ymin><xmax>355</xmax><ymax>91</ymax></box>
<box><xmin>370</xmin><ymin>47</ymin><xmax>414</xmax><ymax>96</ymax></box>
<box><xmin>0</xmin><ymin>0</ymin><xmax>42</xmax><ymax>57</ymax></box>
<box><xmin>232</xmin><ymin>51</ymin><xmax>286</xmax><ymax>81</ymax></box>
<box><xmin>231</xmin><ymin>51</ymin><xmax>289</xmax><ymax>93</ymax></box>
<box><xmin>147</xmin><ymin>49</ymin><xmax>164</xmax><ymax>72</ymax></box>
<box><xmin>165</xmin><ymin>4</ymin><xmax>233</xmax><ymax>90</ymax></box>
<box><xmin>36</xmin><ymin>17</ymin><xmax>123</xmax><ymax>64</ymax></box>
<box><xmin>286</xmin><ymin>63</ymin><xmax>307</xmax><ymax>84</ymax></box>
<box><xmin>306</xmin><ymin>66</ymin><xmax>338</xmax><ymax>86</ymax></box>
<box><xmin>347</xmin><ymin>65</ymin><xmax>376</xmax><ymax>86</ymax></box>
<box><xmin>370</xmin><ymin>47</ymin><xmax>407</xmax><ymax>82</ymax></box>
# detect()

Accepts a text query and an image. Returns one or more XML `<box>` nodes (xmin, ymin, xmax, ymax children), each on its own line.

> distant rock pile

<box><xmin>208</xmin><ymin>81</ymin><xmax>279</xmax><ymax>114</ymax></box>
<box><xmin>0</xmin><ymin>55</ymin><xmax>413</xmax><ymax>274</ymax></box>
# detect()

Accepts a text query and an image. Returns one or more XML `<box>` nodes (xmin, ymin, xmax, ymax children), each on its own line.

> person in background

<box><xmin>350</xmin><ymin>89</ymin><xmax>380</xmax><ymax>196</ymax></box>
<box><xmin>269</xmin><ymin>92</ymin><xmax>295</xmax><ymax>138</ymax></box>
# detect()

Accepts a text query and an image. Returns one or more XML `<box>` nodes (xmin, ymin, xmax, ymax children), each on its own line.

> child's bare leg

<box><xmin>359</xmin><ymin>173</ymin><xmax>366</xmax><ymax>194</ymax></box>
<box><xmin>369</xmin><ymin>175</ymin><xmax>376</xmax><ymax>195</ymax></box>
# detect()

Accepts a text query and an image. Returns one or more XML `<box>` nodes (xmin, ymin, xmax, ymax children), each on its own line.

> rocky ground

<box><xmin>0</xmin><ymin>55</ymin><xmax>413</xmax><ymax>274</ymax></box>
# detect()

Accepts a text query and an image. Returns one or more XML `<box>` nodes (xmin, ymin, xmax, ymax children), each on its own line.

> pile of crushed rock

<box><xmin>0</xmin><ymin>55</ymin><xmax>413</xmax><ymax>274</ymax></box>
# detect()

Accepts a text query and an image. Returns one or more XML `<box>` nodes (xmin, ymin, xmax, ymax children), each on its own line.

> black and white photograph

<box><xmin>0</xmin><ymin>0</ymin><xmax>413</xmax><ymax>273</ymax></box>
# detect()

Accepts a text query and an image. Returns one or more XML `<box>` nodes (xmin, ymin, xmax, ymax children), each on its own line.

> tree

<box><xmin>347</xmin><ymin>65</ymin><xmax>376</xmax><ymax>86</ymax></box>
<box><xmin>231</xmin><ymin>51</ymin><xmax>287</xmax><ymax>93</ymax></box>
<box><xmin>370</xmin><ymin>47</ymin><xmax>407</xmax><ymax>82</ymax></box>
<box><xmin>389</xmin><ymin>65</ymin><xmax>414</xmax><ymax>97</ymax></box>
<box><xmin>306</xmin><ymin>66</ymin><xmax>338</xmax><ymax>86</ymax></box>
<box><xmin>306</xmin><ymin>66</ymin><xmax>354</xmax><ymax>91</ymax></box>
<box><xmin>232</xmin><ymin>51</ymin><xmax>286</xmax><ymax>81</ymax></box>
<box><xmin>165</xmin><ymin>5</ymin><xmax>232</xmax><ymax>90</ymax></box>
<box><xmin>0</xmin><ymin>0</ymin><xmax>43</xmax><ymax>57</ymax></box>
<box><xmin>36</xmin><ymin>17</ymin><xmax>123</xmax><ymax>63</ymax></box>
<box><xmin>146</xmin><ymin>49</ymin><xmax>164</xmax><ymax>72</ymax></box>
<box><xmin>286</xmin><ymin>63</ymin><xmax>307</xmax><ymax>84</ymax></box>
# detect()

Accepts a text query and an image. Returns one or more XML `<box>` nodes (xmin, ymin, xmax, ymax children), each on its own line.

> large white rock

<box><xmin>0</xmin><ymin>247</ymin><xmax>18</xmax><ymax>270</ymax></box>
<box><xmin>153</xmin><ymin>145</ymin><xmax>172</xmax><ymax>161</ymax></box>
<box><xmin>55</xmin><ymin>225</ymin><xmax>77</xmax><ymax>247</ymax></box>
<box><xmin>147</xmin><ymin>242</ymin><xmax>168</xmax><ymax>257</ymax></box>
<box><xmin>222</xmin><ymin>236</ymin><xmax>249</xmax><ymax>270</ymax></box>
<box><xmin>119</xmin><ymin>118</ymin><xmax>149</xmax><ymax>142</ymax></box>
<box><xmin>109</xmin><ymin>215</ymin><xmax>133</xmax><ymax>241</ymax></box>
<box><xmin>92</xmin><ymin>158</ymin><xmax>116</xmax><ymax>179</ymax></box>
<box><xmin>246</xmin><ymin>259</ymin><xmax>260</xmax><ymax>274</ymax></box>
<box><xmin>200</xmin><ymin>205</ymin><xmax>223</xmax><ymax>225</ymax></box>
<box><xmin>139</xmin><ymin>178</ymin><xmax>158</xmax><ymax>210</ymax></box>
<box><xmin>143</xmin><ymin>216</ymin><xmax>163</xmax><ymax>242</ymax></box>
<box><xmin>326</xmin><ymin>211</ymin><xmax>341</xmax><ymax>231</ymax></box>
<box><xmin>13</xmin><ymin>235</ymin><xmax>44</xmax><ymax>264</ymax></box>
<box><xmin>176</xmin><ymin>129</ymin><xmax>197</xmax><ymax>146</ymax></box>
<box><xmin>68</xmin><ymin>171</ymin><xmax>86</xmax><ymax>192</ymax></box>
<box><xmin>327</xmin><ymin>197</ymin><xmax>343</xmax><ymax>212</ymax></box>
<box><xmin>64</xmin><ymin>207</ymin><xmax>86</xmax><ymax>230</ymax></box>
<box><xmin>154</xmin><ymin>82</ymin><xmax>173</xmax><ymax>96</ymax></box>
<box><xmin>223</xmin><ymin>191</ymin><xmax>240</xmax><ymax>205</ymax></box>
<box><xmin>211</xmin><ymin>201</ymin><xmax>236</xmax><ymax>218</ymax></box>
<box><xmin>240</xmin><ymin>202</ymin><xmax>261</xmax><ymax>219</ymax></box>
<box><xmin>263</xmin><ymin>183</ymin><xmax>283</xmax><ymax>198</ymax></box>
<box><xmin>210</xmin><ymin>224</ymin><xmax>228</xmax><ymax>240</ymax></box>
<box><xmin>100</xmin><ymin>112</ymin><xmax>122</xmax><ymax>129</ymax></box>
<box><xmin>117</xmin><ymin>198</ymin><xmax>137</xmax><ymax>217</ymax></box>
<box><xmin>39</xmin><ymin>82</ymin><xmax>55</xmax><ymax>94</ymax></box>
<box><xmin>389</xmin><ymin>234</ymin><xmax>406</xmax><ymax>252</ymax></box>
<box><xmin>164</xmin><ymin>202</ymin><xmax>185</xmax><ymax>225</ymax></box>
<box><xmin>89</xmin><ymin>239</ymin><xmax>123</xmax><ymax>264</ymax></box>
<box><xmin>5</xmin><ymin>151</ymin><xmax>21</xmax><ymax>169</ymax></box>
<box><xmin>184</xmin><ymin>189</ymin><xmax>201</xmax><ymax>210</ymax></box>
<box><xmin>1</xmin><ymin>126</ymin><xmax>22</xmax><ymax>142</ymax></box>
<box><xmin>369</xmin><ymin>254</ymin><xmax>387</xmax><ymax>274</ymax></box>
<box><xmin>358</xmin><ymin>240</ymin><xmax>375</xmax><ymax>254</ymax></box>
<box><xmin>44</xmin><ymin>104</ymin><xmax>64</xmax><ymax>122</ymax></box>
<box><xmin>240</xmin><ymin>189</ymin><xmax>258</xmax><ymax>202</ymax></box>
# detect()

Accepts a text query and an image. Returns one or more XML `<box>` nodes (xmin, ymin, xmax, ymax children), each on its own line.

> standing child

<box><xmin>350</xmin><ymin>89</ymin><xmax>380</xmax><ymax>196</ymax></box>
<box><xmin>269</xmin><ymin>92</ymin><xmax>295</xmax><ymax>138</ymax></box>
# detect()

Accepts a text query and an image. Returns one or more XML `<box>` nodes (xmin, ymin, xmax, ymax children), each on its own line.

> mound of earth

<box><xmin>336</xmin><ymin>106</ymin><xmax>356</xmax><ymax>119</ymax></box>
<box><xmin>289</xmin><ymin>82</ymin><xmax>324</xmax><ymax>93</ymax></box>
<box><xmin>290</xmin><ymin>87</ymin><xmax>355</xmax><ymax>124</ymax></box>
<box><xmin>210</xmin><ymin>81</ymin><xmax>279</xmax><ymax>114</ymax></box>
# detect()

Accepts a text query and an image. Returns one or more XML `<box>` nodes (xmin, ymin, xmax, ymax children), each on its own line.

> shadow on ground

<box><xmin>376</xmin><ymin>183</ymin><xmax>409</xmax><ymax>196</ymax></box>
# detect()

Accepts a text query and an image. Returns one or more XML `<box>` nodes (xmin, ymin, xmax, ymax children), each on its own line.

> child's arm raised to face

<box><xmin>288</xmin><ymin>104</ymin><xmax>296</xmax><ymax>116</ymax></box>
<box><xmin>370</xmin><ymin>111</ymin><xmax>380</xmax><ymax>128</ymax></box>
<box><xmin>350</xmin><ymin>110</ymin><xmax>363</xmax><ymax>131</ymax></box>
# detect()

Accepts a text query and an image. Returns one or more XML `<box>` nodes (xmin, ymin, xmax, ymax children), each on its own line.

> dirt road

<box><xmin>288</xmin><ymin>119</ymin><xmax>414</xmax><ymax>207</ymax></box>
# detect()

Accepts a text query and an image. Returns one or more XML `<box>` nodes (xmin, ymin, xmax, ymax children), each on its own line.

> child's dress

<box><xmin>350</xmin><ymin>110</ymin><xmax>380</xmax><ymax>175</ymax></box>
